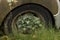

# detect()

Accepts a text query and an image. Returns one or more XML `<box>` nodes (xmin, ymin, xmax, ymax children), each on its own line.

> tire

<box><xmin>2</xmin><ymin>3</ymin><xmax>55</xmax><ymax>35</ymax></box>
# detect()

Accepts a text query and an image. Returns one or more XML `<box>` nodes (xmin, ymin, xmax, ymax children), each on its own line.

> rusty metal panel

<box><xmin>32</xmin><ymin>0</ymin><xmax>58</xmax><ymax>15</ymax></box>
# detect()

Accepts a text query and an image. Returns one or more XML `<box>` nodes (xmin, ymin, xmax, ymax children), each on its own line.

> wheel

<box><xmin>2</xmin><ymin>3</ymin><xmax>55</xmax><ymax>36</ymax></box>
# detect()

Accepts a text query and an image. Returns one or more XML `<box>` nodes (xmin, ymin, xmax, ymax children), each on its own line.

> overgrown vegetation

<box><xmin>0</xmin><ymin>28</ymin><xmax>60</xmax><ymax>40</ymax></box>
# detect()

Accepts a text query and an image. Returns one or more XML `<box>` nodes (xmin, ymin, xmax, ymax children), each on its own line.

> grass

<box><xmin>0</xmin><ymin>28</ymin><xmax>60</xmax><ymax>40</ymax></box>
